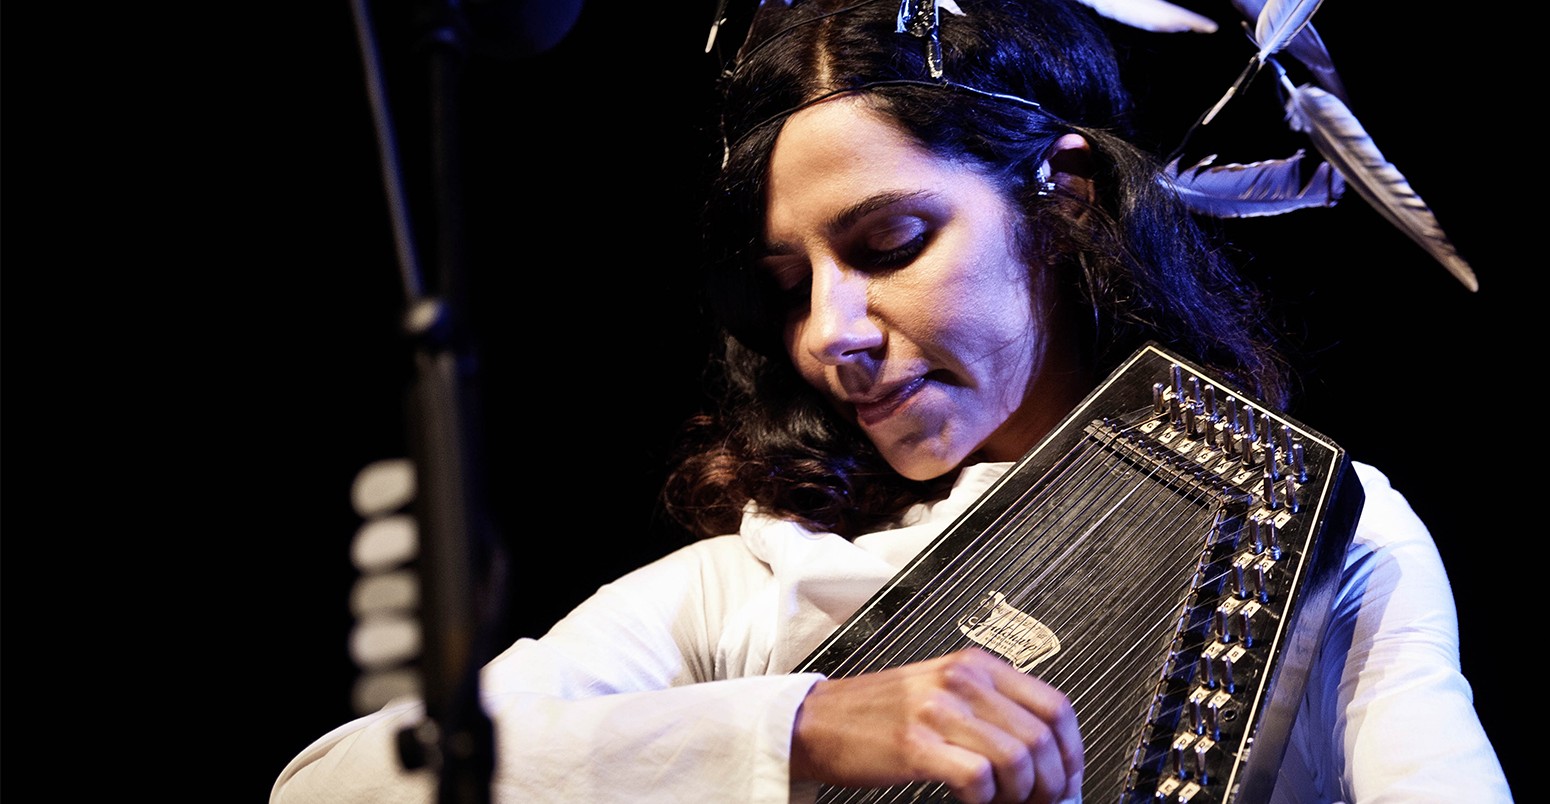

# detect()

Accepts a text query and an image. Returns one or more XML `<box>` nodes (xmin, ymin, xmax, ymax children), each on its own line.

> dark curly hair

<box><xmin>663</xmin><ymin>0</ymin><xmax>1290</xmax><ymax>540</ymax></box>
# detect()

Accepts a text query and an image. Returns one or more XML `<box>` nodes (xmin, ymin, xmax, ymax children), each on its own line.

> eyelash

<box><xmin>778</xmin><ymin>276</ymin><xmax>812</xmax><ymax>309</ymax></box>
<box><xmin>864</xmin><ymin>234</ymin><xmax>927</xmax><ymax>269</ymax></box>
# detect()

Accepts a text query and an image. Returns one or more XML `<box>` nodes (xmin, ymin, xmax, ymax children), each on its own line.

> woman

<box><xmin>273</xmin><ymin>1</ymin><xmax>1510</xmax><ymax>801</ymax></box>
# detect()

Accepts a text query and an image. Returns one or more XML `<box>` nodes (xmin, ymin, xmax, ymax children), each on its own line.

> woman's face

<box><xmin>762</xmin><ymin>98</ymin><xmax>1088</xmax><ymax>481</ymax></box>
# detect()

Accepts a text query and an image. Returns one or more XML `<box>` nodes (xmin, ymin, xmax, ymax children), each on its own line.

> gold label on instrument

<box><xmin>957</xmin><ymin>591</ymin><xmax>1061</xmax><ymax>672</ymax></box>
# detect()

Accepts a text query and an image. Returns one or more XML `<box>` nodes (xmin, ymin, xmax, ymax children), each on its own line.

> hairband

<box><xmin>707</xmin><ymin>0</ymin><xmax>1477</xmax><ymax>291</ymax></box>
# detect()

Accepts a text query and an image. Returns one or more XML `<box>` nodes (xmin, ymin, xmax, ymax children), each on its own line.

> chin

<box><xmin>885</xmin><ymin>444</ymin><xmax>971</xmax><ymax>482</ymax></box>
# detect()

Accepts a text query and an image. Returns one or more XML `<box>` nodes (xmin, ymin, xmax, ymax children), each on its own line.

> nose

<box><xmin>802</xmin><ymin>260</ymin><xmax>884</xmax><ymax>365</ymax></box>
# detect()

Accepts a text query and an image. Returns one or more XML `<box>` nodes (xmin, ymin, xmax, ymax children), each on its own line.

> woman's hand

<box><xmin>791</xmin><ymin>647</ymin><xmax>1083</xmax><ymax>804</ymax></box>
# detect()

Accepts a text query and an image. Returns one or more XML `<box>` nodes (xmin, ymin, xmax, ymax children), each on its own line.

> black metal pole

<box><xmin>349</xmin><ymin>2</ymin><xmax>582</xmax><ymax>798</ymax></box>
<box><xmin>349</xmin><ymin>0</ymin><xmax>499</xmax><ymax>800</ymax></box>
<box><xmin>402</xmin><ymin>3</ymin><xmax>499</xmax><ymax>801</ymax></box>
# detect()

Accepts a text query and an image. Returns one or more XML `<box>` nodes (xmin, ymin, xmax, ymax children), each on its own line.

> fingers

<box><xmin>791</xmin><ymin>647</ymin><xmax>1084</xmax><ymax>804</ymax></box>
<box><xmin>984</xmin><ymin>654</ymin><xmax>1084</xmax><ymax>803</ymax></box>
<box><xmin>932</xmin><ymin>649</ymin><xmax>1082</xmax><ymax>803</ymax></box>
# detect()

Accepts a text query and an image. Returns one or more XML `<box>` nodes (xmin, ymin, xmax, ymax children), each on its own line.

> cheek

<box><xmin>942</xmin><ymin>292</ymin><xmax>1041</xmax><ymax>422</ymax></box>
<box><xmin>782</xmin><ymin>317</ymin><xmax>823</xmax><ymax>385</ymax></box>
<box><xmin>936</xmin><ymin>268</ymin><xmax>1037</xmax><ymax>365</ymax></box>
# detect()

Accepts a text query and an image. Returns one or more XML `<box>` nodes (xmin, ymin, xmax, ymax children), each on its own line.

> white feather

<box><xmin>1230</xmin><ymin>0</ymin><xmax>1347</xmax><ymax>100</ymax></box>
<box><xmin>1283</xmin><ymin>80</ymin><xmax>1478</xmax><ymax>291</ymax></box>
<box><xmin>1197</xmin><ymin>0</ymin><xmax>1324</xmax><ymax>126</ymax></box>
<box><xmin>1069</xmin><ymin>0</ymin><xmax>1218</xmax><ymax>33</ymax></box>
<box><xmin>1248</xmin><ymin>0</ymin><xmax>1325</xmax><ymax>61</ymax></box>
<box><xmin>1163</xmin><ymin>150</ymin><xmax>1343</xmax><ymax>218</ymax></box>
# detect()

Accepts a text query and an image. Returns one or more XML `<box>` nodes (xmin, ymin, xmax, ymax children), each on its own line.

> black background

<box><xmin>20</xmin><ymin>1</ymin><xmax>1525</xmax><ymax>799</ymax></box>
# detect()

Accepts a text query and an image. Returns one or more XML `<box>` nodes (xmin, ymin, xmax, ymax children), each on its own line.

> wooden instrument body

<box><xmin>799</xmin><ymin>343</ymin><xmax>1365</xmax><ymax>803</ymax></box>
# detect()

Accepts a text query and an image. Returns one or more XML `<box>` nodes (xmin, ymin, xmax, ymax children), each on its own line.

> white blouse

<box><xmin>272</xmin><ymin>461</ymin><xmax>1511</xmax><ymax>803</ymax></box>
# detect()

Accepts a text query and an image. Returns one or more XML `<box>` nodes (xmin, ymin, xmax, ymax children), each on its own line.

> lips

<box><xmin>850</xmin><ymin>376</ymin><xmax>928</xmax><ymax>426</ymax></box>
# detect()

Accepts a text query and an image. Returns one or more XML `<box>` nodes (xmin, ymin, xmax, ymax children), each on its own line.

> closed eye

<box><xmin>779</xmin><ymin>275</ymin><xmax>812</xmax><ymax>310</ymax></box>
<box><xmin>855</xmin><ymin>215</ymin><xmax>929</xmax><ymax>269</ymax></box>
<box><xmin>759</xmin><ymin>254</ymin><xmax>812</xmax><ymax>310</ymax></box>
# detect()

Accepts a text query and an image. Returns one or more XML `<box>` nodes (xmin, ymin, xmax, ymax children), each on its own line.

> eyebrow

<box><xmin>763</xmin><ymin>189</ymin><xmax>936</xmax><ymax>256</ymax></box>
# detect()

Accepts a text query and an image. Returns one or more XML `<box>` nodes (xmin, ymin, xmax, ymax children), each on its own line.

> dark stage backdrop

<box><xmin>23</xmin><ymin>1</ymin><xmax>1522</xmax><ymax>799</ymax></box>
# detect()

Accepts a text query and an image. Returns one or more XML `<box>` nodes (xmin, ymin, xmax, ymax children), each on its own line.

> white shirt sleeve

<box><xmin>1274</xmin><ymin>462</ymin><xmax>1512</xmax><ymax>803</ymax></box>
<box><xmin>273</xmin><ymin>535</ymin><xmax>828</xmax><ymax>803</ymax></box>
<box><xmin>271</xmin><ymin>464</ymin><xmax>1005</xmax><ymax>804</ymax></box>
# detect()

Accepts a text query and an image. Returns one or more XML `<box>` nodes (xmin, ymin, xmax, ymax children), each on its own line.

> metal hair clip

<box><xmin>896</xmin><ymin>0</ymin><xmax>943</xmax><ymax>79</ymax></box>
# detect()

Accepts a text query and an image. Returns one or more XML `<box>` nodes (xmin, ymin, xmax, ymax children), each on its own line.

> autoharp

<box><xmin>798</xmin><ymin>342</ymin><xmax>1365</xmax><ymax>803</ymax></box>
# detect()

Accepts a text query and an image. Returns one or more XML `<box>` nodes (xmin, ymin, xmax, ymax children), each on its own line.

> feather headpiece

<box><xmin>1123</xmin><ymin>0</ymin><xmax>1477</xmax><ymax>290</ymax></box>
<box><xmin>705</xmin><ymin>0</ymin><xmax>1477</xmax><ymax>291</ymax></box>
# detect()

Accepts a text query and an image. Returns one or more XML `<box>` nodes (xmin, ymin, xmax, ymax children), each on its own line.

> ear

<box><xmin>1040</xmin><ymin>133</ymin><xmax>1095</xmax><ymax>205</ymax></box>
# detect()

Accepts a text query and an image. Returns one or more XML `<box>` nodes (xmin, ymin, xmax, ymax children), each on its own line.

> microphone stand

<box><xmin>350</xmin><ymin>1</ymin><xmax>503</xmax><ymax>801</ymax></box>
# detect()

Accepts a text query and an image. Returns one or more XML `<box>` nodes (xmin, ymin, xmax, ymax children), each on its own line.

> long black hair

<box><xmin>664</xmin><ymin>0</ymin><xmax>1290</xmax><ymax>540</ymax></box>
